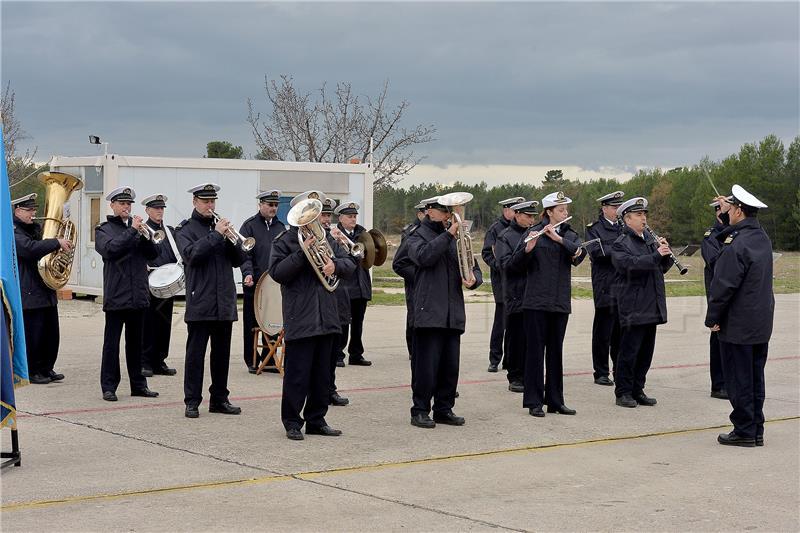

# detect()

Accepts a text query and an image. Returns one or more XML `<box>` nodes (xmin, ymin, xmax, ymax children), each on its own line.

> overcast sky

<box><xmin>2</xmin><ymin>1</ymin><xmax>798</xmax><ymax>186</ymax></box>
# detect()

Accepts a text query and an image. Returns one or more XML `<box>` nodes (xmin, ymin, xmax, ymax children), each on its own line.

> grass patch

<box><xmin>369</xmin><ymin>290</ymin><xmax>407</xmax><ymax>306</ymax></box>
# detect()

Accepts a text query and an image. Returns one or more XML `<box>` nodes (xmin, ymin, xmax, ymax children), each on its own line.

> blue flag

<box><xmin>1</xmin><ymin>132</ymin><xmax>29</xmax><ymax>429</ymax></box>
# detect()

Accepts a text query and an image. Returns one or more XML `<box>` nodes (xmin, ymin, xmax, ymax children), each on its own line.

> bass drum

<box><xmin>254</xmin><ymin>272</ymin><xmax>283</xmax><ymax>336</ymax></box>
<box><xmin>148</xmin><ymin>263</ymin><xmax>185</xmax><ymax>299</ymax></box>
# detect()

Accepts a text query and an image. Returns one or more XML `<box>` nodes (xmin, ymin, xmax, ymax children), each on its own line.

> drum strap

<box><xmin>164</xmin><ymin>226</ymin><xmax>183</xmax><ymax>266</ymax></box>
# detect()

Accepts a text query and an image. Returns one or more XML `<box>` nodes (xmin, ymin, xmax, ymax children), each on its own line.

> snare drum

<box><xmin>148</xmin><ymin>263</ymin><xmax>185</xmax><ymax>299</ymax></box>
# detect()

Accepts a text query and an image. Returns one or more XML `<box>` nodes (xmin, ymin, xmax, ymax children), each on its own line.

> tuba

<box><xmin>286</xmin><ymin>198</ymin><xmax>339</xmax><ymax>292</ymax></box>
<box><xmin>437</xmin><ymin>191</ymin><xmax>476</xmax><ymax>283</ymax></box>
<box><xmin>36</xmin><ymin>171</ymin><xmax>83</xmax><ymax>290</ymax></box>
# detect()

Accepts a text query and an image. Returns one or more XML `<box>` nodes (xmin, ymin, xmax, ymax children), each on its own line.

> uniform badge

<box><xmin>348</xmin><ymin>202</ymin><xmax>356</xmax><ymax>209</ymax></box>
<box><xmin>309</xmin><ymin>192</ymin><xmax>319</xmax><ymax>199</ymax></box>
<box><xmin>704</xmin><ymin>230</ymin><xmax>711</xmax><ymax>237</ymax></box>
<box><xmin>724</xmin><ymin>235</ymin><xmax>734</xmax><ymax>244</ymax></box>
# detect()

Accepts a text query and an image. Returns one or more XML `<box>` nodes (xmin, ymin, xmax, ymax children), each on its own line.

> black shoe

<box><xmin>153</xmin><ymin>364</ymin><xmax>177</xmax><ymax>376</ymax></box>
<box><xmin>410</xmin><ymin>413</ymin><xmax>436</xmax><ymax>428</ymax></box>
<box><xmin>717</xmin><ymin>431</ymin><xmax>756</xmax><ymax>447</ymax></box>
<box><xmin>433</xmin><ymin>411</ymin><xmax>465</xmax><ymax>426</ymax></box>
<box><xmin>633</xmin><ymin>393</ymin><xmax>657</xmax><ymax>406</ymax></box>
<box><xmin>594</xmin><ymin>376</ymin><xmax>614</xmax><ymax>386</ymax></box>
<box><xmin>30</xmin><ymin>374</ymin><xmax>51</xmax><ymax>385</ymax></box>
<box><xmin>48</xmin><ymin>370</ymin><xmax>65</xmax><ymax>382</ymax></box>
<box><xmin>185</xmin><ymin>405</ymin><xmax>199</xmax><ymax>418</ymax></box>
<box><xmin>710</xmin><ymin>389</ymin><xmax>729</xmax><ymax>400</ymax></box>
<box><xmin>756</xmin><ymin>435</ymin><xmax>764</xmax><ymax>447</ymax></box>
<box><xmin>209</xmin><ymin>402</ymin><xmax>242</xmax><ymax>415</ymax></box>
<box><xmin>335</xmin><ymin>360</ymin><xmax>345</xmax><ymax>368</ymax></box>
<box><xmin>247</xmin><ymin>365</ymin><xmax>258</xmax><ymax>374</ymax></box>
<box><xmin>547</xmin><ymin>404</ymin><xmax>577</xmax><ymax>415</ymax></box>
<box><xmin>329</xmin><ymin>393</ymin><xmax>350</xmax><ymax>406</ymax></box>
<box><xmin>306</xmin><ymin>425</ymin><xmax>342</xmax><ymax>436</ymax></box>
<box><xmin>528</xmin><ymin>406</ymin><xmax>545</xmax><ymax>417</ymax></box>
<box><xmin>286</xmin><ymin>428</ymin><xmax>304</xmax><ymax>440</ymax></box>
<box><xmin>616</xmin><ymin>395</ymin><xmax>637</xmax><ymax>408</ymax></box>
<box><xmin>102</xmin><ymin>391</ymin><xmax>118</xmax><ymax>402</ymax></box>
<box><xmin>141</xmin><ymin>367</ymin><xmax>154</xmax><ymax>378</ymax></box>
<box><xmin>487</xmin><ymin>363</ymin><xmax>498</xmax><ymax>373</ymax></box>
<box><xmin>508</xmin><ymin>382</ymin><xmax>524</xmax><ymax>393</ymax></box>
<box><xmin>348</xmin><ymin>356</ymin><xmax>372</xmax><ymax>366</ymax></box>
<box><xmin>455</xmin><ymin>391</ymin><xmax>460</xmax><ymax>398</ymax></box>
<box><xmin>132</xmin><ymin>388</ymin><xmax>159</xmax><ymax>398</ymax></box>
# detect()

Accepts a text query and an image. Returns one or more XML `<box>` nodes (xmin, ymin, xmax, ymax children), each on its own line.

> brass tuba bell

<box><xmin>286</xmin><ymin>198</ymin><xmax>339</xmax><ymax>292</ymax></box>
<box><xmin>36</xmin><ymin>171</ymin><xmax>83</xmax><ymax>290</ymax></box>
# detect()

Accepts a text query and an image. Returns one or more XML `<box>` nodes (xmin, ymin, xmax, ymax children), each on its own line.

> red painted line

<box><xmin>19</xmin><ymin>355</ymin><xmax>799</xmax><ymax>419</ymax></box>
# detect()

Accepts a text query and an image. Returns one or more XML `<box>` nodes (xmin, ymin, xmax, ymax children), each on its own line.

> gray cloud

<box><xmin>2</xmin><ymin>2</ymin><xmax>797</xmax><ymax>174</ymax></box>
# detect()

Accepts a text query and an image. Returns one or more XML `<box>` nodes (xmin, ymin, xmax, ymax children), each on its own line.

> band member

<box><xmin>611</xmin><ymin>197</ymin><xmax>672</xmax><ymax>408</ymax></box>
<box><xmin>334</xmin><ymin>200</ymin><xmax>372</xmax><ymax>367</ymax></box>
<box><xmin>12</xmin><ymin>193</ymin><xmax>72</xmax><ymax>384</ymax></box>
<box><xmin>140</xmin><ymin>194</ymin><xmax>179</xmax><ymax>378</ymax></box>
<box><xmin>393</xmin><ymin>199</ymin><xmax>432</xmax><ymax>360</ymax></box>
<box><xmin>176</xmin><ymin>183</ymin><xmax>246</xmax><ymax>418</ymax></box>
<box><xmin>494</xmin><ymin>200</ymin><xmax>537</xmax><ymax>394</ymax></box>
<box><xmin>406</xmin><ymin>197</ymin><xmax>482</xmax><ymax>429</ymax></box>
<box><xmin>700</xmin><ymin>198</ymin><xmax>729</xmax><ymax>399</ymax></box>
<box><xmin>239</xmin><ymin>189</ymin><xmax>286</xmax><ymax>374</ymax></box>
<box><xmin>510</xmin><ymin>192</ymin><xmax>584</xmax><ymax>417</ymax></box>
<box><xmin>95</xmin><ymin>187</ymin><xmax>159</xmax><ymax>401</ymax></box>
<box><xmin>269</xmin><ymin>191</ymin><xmax>357</xmax><ymax>440</ymax></box>
<box><xmin>585</xmin><ymin>191</ymin><xmax>625</xmax><ymax>386</ymax></box>
<box><xmin>481</xmin><ymin>196</ymin><xmax>525</xmax><ymax>373</ymax></box>
<box><xmin>321</xmin><ymin>197</ymin><xmax>356</xmax><ymax>406</ymax></box>
<box><xmin>706</xmin><ymin>185</ymin><xmax>773</xmax><ymax>448</ymax></box>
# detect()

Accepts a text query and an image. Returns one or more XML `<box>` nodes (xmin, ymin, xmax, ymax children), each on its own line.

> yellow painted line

<box><xmin>4</xmin><ymin>416</ymin><xmax>797</xmax><ymax>512</ymax></box>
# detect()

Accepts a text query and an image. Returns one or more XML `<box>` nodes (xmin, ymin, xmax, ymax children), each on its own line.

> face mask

<box><xmin>719</xmin><ymin>211</ymin><xmax>730</xmax><ymax>225</ymax></box>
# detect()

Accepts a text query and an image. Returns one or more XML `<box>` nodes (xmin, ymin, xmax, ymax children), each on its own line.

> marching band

<box><xmin>11</xmin><ymin>175</ymin><xmax>776</xmax><ymax>446</ymax></box>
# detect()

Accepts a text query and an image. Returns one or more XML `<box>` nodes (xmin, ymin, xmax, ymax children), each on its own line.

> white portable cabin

<box><xmin>49</xmin><ymin>154</ymin><xmax>374</xmax><ymax>296</ymax></box>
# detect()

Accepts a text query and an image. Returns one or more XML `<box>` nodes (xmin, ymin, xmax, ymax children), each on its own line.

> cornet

<box><xmin>211</xmin><ymin>210</ymin><xmax>256</xmax><ymax>252</ymax></box>
<box><xmin>136</xmin><ymin>220</ymin><xmax>165</xmax><ymax>244</ymax></box>
<box><xmin>332</xmin><ymin>228</ymin><xmax>365</xmax><ymax>259</ymax></box>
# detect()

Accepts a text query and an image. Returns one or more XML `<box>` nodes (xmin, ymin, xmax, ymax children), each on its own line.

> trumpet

<box><xmin>136</xmin><ymin>219</ymin><xmax>165</xmax><ymax>244</ymax></box>
<box><xmin>644</xmin><ymin>224</ymin><xmax>688</xmax><ymax>275</ymax></box>
<box><xmin>523</xmin><ymin>216</ymin><xmax>573</xmax><ymax>243</ymax></box>
<box><xmin>332</xmin><ymin>228</ymin><xmax>365</xmax><ymax>259</ymax></box>
<box><xmin>210</xmin><ymin>210</ymin><xmax>256</xmax><ymax>252</ymax></box>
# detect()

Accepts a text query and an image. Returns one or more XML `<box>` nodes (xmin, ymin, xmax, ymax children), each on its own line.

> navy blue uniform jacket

<box><xmin>481</xmin><ymin>215</ymin><xmax>511</xmax><ymax>303</ymax></box>
<box><xmin>95</xmin><ymin>216</ymin><xmax>157</xmax><ymax>311</ymax></box>
<box><xmin>268</xmin><ymin>226</ymin><xmax>357</xmax><ymax>341</ymax></box>
<box><xmin>611</xmin><ymin>226</ymin><xmax>672</xmax><ymax>328</ymax></box>
<box><xmin>13</xmin><ymin>217</ymin><xmax>60</xmax><ymax>310</ymax></box>
<box><xmin>585</xmin><ymin>216</ymin><xmax>622</xmax><ymax>308</ymax></box>
<box><xmin>508</xmin><ymin>217</ymin><xmax>584</xmax><ymax>315</ymax></box>
<box><xmin>406</xmin><ymin>217</ymin><xmax>483</xmax><ymax>332</ymax></box>
<box><xmin>494</xmin><ymin>220</ymin><xmax>528</xmax><ymax>315</ymax></box>
<box><xmin>705</xmin><ymin>218</ymin><xmax>774</xmax><ymax>345</ymax></box>
<box><xmin>176</xmin><ymin>210</ymin><xmax>246</xmax><ymax>322</ymax></box>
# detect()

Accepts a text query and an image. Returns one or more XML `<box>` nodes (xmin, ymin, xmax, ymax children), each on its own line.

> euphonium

<box><xmin>36</xmin><ymin>171</ymin><xmax>83</xmax><ymax>290</ymax></box>
<box><xmin>437</xmin><ymin>191</ymin><xmax>476</xmax><ymax>283</ymax></box>
<box><xmin>286</xmin><ymin>198</ymin><xmax>339</xmax><ymax>292</ymax></box>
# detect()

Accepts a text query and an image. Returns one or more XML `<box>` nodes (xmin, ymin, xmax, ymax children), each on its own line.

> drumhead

<box><xmin>254</xmin><ymin>273</ymin><xmax>283</xmax><ymax>336</ymax></box>
<box><xmin>149</xmin><ymin>263</ymin><xmax>183</xmax><ymax>286</ymax></box>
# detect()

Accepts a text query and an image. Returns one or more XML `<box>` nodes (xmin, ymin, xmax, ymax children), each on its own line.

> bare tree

<box><xmin>1</xmin><ymin>81</ymin><xmax>39</xmax><ymax>186</ymax></box>
<box><xmin>247</xmin><ymin>76</ymin><xmax>435</xmax><ymax>187</ymax></box>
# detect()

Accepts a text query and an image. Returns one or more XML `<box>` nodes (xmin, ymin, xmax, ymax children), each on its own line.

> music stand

<box><xmin>253</xmin><ymin>327</ymin><xmax>285</xmax><ymax>375</ymax></box>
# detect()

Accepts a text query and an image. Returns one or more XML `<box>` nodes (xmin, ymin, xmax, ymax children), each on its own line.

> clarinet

<box><xmin>644</xmin><ymin>224</ymin><xmax>688</xmax><ymax>275</ymax></box>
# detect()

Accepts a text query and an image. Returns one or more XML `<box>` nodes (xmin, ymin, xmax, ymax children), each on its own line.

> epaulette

<box><xmin>703</xmin><ymin>228</ymin><xmax>712</xmax><ymax>238</ymax></box>
<box><xmin>402</xmin><ymin>223</ymin><xmax>413</xmax><ymax>233</ymax></box>
<box><xmin>95</xmin><ymin>221</ymin><xmax>107</xmax><ymax>230</ymax></box>
<box><xmin>273</xmin><ymin>229</ymin><xmax>288</xmax><ymax>241</ymax></box>
<box><xmin>586</xmin><ymin>221</ymin><xmax>595</xmax><ymax>228</ymax></box>
<box><xmin>723</xmin><ymin>232</ymin><xmax>738</xmax><ymax>245</ymax></box>
<box><xmin>407</xmin><ymin>224</ymin><xmax>419</xmax><ymax>236</ymax></box>
<box><xmin>243</xmin><ymin>215</ymin><xmax>256</xmax><ymax>224</ymax></box>
<box><xmin>175</xmin><ymin>219</ymin><xmax>189</xmax><ymax>231</ymax></box>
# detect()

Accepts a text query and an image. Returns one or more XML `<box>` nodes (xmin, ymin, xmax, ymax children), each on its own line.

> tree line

<box><xmin>374</xmin><ymin>134</ymin><xmax>800</xmax><ymax>251</ymax></box>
